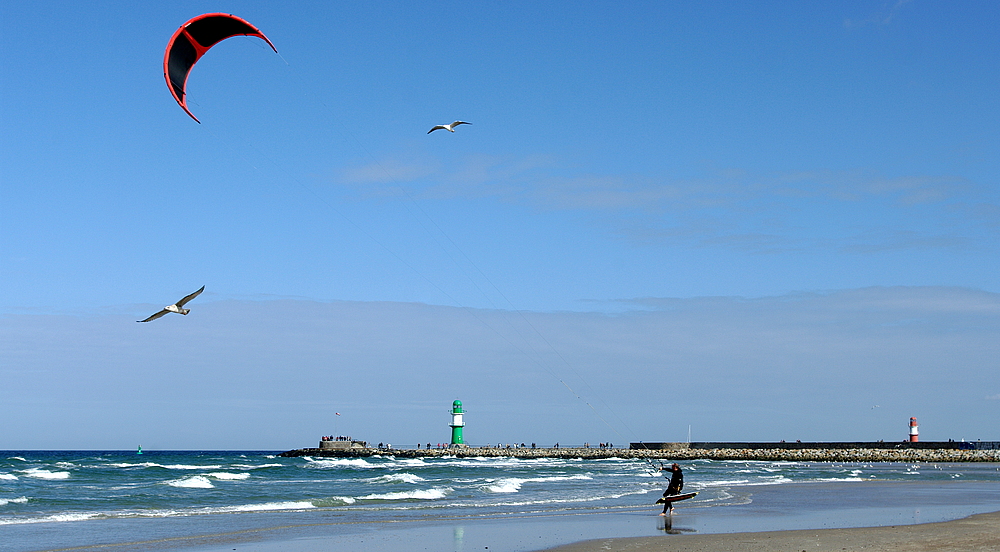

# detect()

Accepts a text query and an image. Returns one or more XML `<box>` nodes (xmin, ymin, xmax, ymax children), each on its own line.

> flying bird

<box><xmin>428</xmin><ymin>121</ymin><xmax>471</xmax><ymax>134</ymax></box>
<box><xmin>138</xmin><ymin>286</ymin><xmax>205</xmax><ymax>323</ymax></box>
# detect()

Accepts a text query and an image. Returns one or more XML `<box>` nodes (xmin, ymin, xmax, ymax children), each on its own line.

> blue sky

<box><xmin>1</xmin><ymin>1</ymin><xmax>997</xmax><ymax>449</ymax></box>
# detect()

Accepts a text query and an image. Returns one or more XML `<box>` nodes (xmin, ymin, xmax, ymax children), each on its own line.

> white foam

<box><xmin>305</xmin><ymin>458</ymin><xmax>374</xmax><ymax>469</ymax></box>
<box><xmin>216</xmin><ymin>501</ymin><xmax>316</xmax><ymax>512</ymax></box>
<box><xmin>357</xmin><ymin>487</ymin><xmax>451</xmax><ymax>501</ymax></box>
<box><xmin>206</xmin><ymin>472</ymin><xmax>250</xmax><ymax>481</ymax></box>
<box><xmin>20</xmin><ymin>468</ymin><xmax>70</xmax><ymax>480</ymax></box>
<box><xmin>0</xmin><ymin>496</ymin><xmax>28</xmax><ymax>506</ymax></box>
<box><xmin>483</xmin><ymin>474</ymin><xmax>592</xmax><ymax>494</ymax></box>
<box><xmin>0</xmin><ymin>473</ymin><xmax>18</xmax><ymax>480</ymax></box>
<box><xmin>166</xmin><ymin>476</ymin><xmax>214</xmax><ymax>488</ymax></box>
<box><xmin>232</xmin><ymin>463</ymin><xmax>284</xmax><ymax>469</ymax></box>
<box><xmin>393</xmin><ymin>458</ymin><xmax>429</xmax><ymax>466</ymax></box>
<box><xmin>7</xmin><ymin>457</ymin><xmax>26</xmax><ymax>462</ymax></box>
<box><xmin>0</xmin><ymin>512</ymin><xmax>99</xmax><ymax>525</ymax></box>
<box><xmin>368</xmin><ymin>473</ymin><xmax>425</xmax><ymax>484</ymax></box>
<box><xmin>312</xmin><ymin>496</ymin><xmax>357</xmax><ymax>507</ymax></box>
<box><xmin>106</xmin><ymin>462</ymin><xmax>222</xmax><ymax>470</ymax></box>
<box><xmin>485</xmin><ymin>478</ymin><xmax>523</xmax><ymax>493</ymax></box>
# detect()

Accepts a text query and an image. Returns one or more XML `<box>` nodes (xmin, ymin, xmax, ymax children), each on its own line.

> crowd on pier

<box><xmin>320</xmin><ymin>435</ymin><xmax>355</xmax><ymax>442</ymax></box>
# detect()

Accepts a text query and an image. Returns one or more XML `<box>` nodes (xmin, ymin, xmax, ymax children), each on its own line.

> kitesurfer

<box><xmin>659</xmin><ymin>463</ymin><xmax>683</xmax><ymax>515</ymax></box>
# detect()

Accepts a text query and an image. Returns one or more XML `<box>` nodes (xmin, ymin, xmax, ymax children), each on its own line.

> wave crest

<box><xmin>20</xmin><ymin>468</ymin><xmax>70</xmax><ymax>480</ymax></box>
<box><xmin>357</xmin><ymin>487</ymin><xmax>451</xmax><ymax>501</ymax></box>
<box><xmin>166</xmin><ymin>476</ymin><xmax>214</xmax><ymax>488</ymax></box>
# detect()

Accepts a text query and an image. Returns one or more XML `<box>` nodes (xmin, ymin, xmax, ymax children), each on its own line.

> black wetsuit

<box><xmin>664</xmin><ymin>465</ymin><xmax>683</xmax><ymax>495</ymax></box>
<box><xmin>661</xmin><ymin>465</ymin><xmax>683</xmax><ymax>513</ymax></box>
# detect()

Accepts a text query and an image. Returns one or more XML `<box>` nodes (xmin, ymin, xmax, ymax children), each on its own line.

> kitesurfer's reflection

<box><xmin>657</xmin><ymin>515</ymin><xmax>696</xmax><ymax>535</ymax></box>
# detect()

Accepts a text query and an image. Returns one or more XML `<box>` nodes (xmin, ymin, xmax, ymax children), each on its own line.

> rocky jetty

<box><xmin>278</xmin><ymin>446</ymin><xmax>1000</xmax><ymax>462</ymax></box>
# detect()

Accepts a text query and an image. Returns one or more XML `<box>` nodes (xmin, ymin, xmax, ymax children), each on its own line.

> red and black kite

<box><xmin>163</xmin><ymin>13</ymin><xmax>277</xmax><ymax>123</ymax></box>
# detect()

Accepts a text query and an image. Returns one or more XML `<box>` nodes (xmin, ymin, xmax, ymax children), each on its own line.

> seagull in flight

<box><xmin>428</xmin><ymin>121</ymin><xmax>471</xmax><ymax>134</ymax></box>
<box><xmin>138</xmin><ymin>286</ymin><xmax>205</xmax><ymax>323</ymax></box>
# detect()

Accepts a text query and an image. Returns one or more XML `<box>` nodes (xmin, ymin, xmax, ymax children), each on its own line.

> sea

<box><xmin>3</xmin><ymin>450</ymin><xmax>1000</xmax><ymax>552</ymax></box>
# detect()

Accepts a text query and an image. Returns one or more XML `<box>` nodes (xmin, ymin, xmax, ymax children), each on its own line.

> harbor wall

<box><xmin>278</xmin><ymin>444</ymin><xmax>1000</xmax><ymax>462</ymax></box>
<box><xmin>634</xmin><ymin>441</ymin><xmax>1000</xmax><ymax>451</ymax></box>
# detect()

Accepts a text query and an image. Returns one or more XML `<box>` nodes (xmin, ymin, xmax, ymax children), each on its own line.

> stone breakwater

<box><xmin>278</xmin><ymin>447</ymin><xmax>1000</xmax><ymax>462</ymax></box>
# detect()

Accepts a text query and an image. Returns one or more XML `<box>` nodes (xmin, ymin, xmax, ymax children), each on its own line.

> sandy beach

<box><xmin>545</xmin><ymin>510</ymin><xmax>1000</xmax><ymax>552</ymax></box>
<box><xmin>106</xmin><ymin>507</ymin><xmax>1000</xmax><ymax>552</ymax></box>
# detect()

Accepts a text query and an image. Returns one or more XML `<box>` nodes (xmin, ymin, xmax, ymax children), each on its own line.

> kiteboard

<box><xmin>655</xmin><ymin>492</ymin><xmax>697</xmax><ymax>504</ymax></box>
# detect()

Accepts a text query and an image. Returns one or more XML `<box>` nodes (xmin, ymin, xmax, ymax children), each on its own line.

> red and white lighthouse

<box><xmin>909</xmin><ymin>417</ymin><xmax>919</xmax><ymax>442</ymax></box>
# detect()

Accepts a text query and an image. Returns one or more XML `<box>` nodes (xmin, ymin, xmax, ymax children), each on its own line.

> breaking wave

<box><xmin>166</xmin><ymin>476</ymin><xmax>214</xmax><ymax>489</ymax></box>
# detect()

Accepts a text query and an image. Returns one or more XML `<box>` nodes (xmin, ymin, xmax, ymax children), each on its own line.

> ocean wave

<box><xmin>104</xmin><ymin>462</ymin><xmax>150</xmax><ymax>469</ymax></box>
<box><xmin>484</xmin><ymin>479</ymin><xmax>522</xmax><ymax>493</ymax></box>
<box><xmin>368</xmin><ymin>473</ymin><xmax>426</xmax><ymax>484</ymax></box>
<box><xmin>311</xmin><ymin>496</ymin><xmax>357</xmax><ymax>507</ymax></box>
<box><xmin>395</xmin><ymin>458</ymin><xmax>428</xmax><ymax>466</ymax></box>
<box><xmin>19</xmin><ymin>468</ymin><xmax>70</xmax><ymax>480</ymax></box>
<box><xmin>0</xmin><ymin>473</ymin><xmax>18</xmax><ymax>481</ymax></box>
<box><xmin>0</xmin><ymin>512</ymin><xmax>100</xmax><ymax>525</ymax></box>
<box><xmin>206</xmin><ymin>472</ymin><xmax>250</xmax><ymax>481</ymax></box>
<box><xmin>0</xmin><ymin>496</ymin><xmax>28</xmax><ymax>506</ymax></box>
<box><xmin>7</xmin><ymin>457</ymin><xmax>26</xmax><ymax>462</ymax></box>
<box><xmin>166</xmin><ymin>476</ymin><xmax>214</xmax><ymax>489</ymax></box>
<box><xmin>0</xmin><ymin>501</ymin><xmax>319</xmax><ymax>526</ymax></box>
<box><xmin>484</xmin><ymin>474</ymin><xmax>593</xmax><ymax>493</ymax></box>
<box><xmin>105</xmin><ymin>462</ymin><xmax>223</xmax><ymax>470</ymax></box>
<box><xmin>356</xmin><ymin>487</ymin><xmax>452</xmax><ymax>501</ymax></box>
<box><xmin>304</xmin><ymin>457</ymin><xmax>374</xmax><ymax>469</ymax></box>
<box><xmin>232</xmin><ymin>463</ymin><xmax>284</xmax><ymax>469</ymax></box>
<box><xmin>211</xmin><ymin>501</ymin><xmax>316</xmax><ymax>512</ymax></box>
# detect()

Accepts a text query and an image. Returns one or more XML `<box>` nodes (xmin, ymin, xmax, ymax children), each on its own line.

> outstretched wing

<box><xmin>427</xmin><ymin>125</ymin><xmax>447</xmax><ymax>134</ymax></box>
<box><xmin>451</xmin><ymin>121</ymin><xmax>471</xmax><ymax>127</ymax></box>
<box><xmin>175</xmin><ymin>285</ymin><xmax>205</xmax><ymax>308</ymax></box>
<box><xmin>138</xmin><ymin>309</ymin><xmax>170</xmax><ymax>323</ymax></box>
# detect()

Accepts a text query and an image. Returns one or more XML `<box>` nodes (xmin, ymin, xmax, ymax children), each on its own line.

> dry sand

<box><xmin>543</xmin><ymin>510</ymin><xmax>1000</xmax><ymax>552</ymax></box>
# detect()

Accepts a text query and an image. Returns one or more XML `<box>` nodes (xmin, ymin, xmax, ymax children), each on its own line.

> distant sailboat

<box><xmin>137</xmin><ymin>445</ymin><xmax>143</xmax><ymax>455</ymax></box>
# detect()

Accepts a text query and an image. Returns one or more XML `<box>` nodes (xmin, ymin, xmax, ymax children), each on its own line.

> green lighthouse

<box><xmin>449</xmin><ymin>400</ymin><xmax>465</xmax><ymax>446</ymax></box>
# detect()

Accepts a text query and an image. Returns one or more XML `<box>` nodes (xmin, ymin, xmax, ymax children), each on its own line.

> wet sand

<box><xmin>27</xmin><ymin>480</ymin><xmax>1000</xmax><ymax>552</ymax></box>
<box><xmin>544</xmin><ymin>510</ymin><xmax>1000</xmax><ymax>552</ymax></box>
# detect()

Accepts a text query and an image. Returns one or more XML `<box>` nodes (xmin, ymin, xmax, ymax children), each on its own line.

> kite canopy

<box><xmin>163</xmin><ymin>13</ymin><xmax>277</xmax><ymax>123</ymax></box>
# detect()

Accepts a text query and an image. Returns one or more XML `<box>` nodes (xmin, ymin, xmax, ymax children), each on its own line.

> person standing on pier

<box><xmin>659</xmin><ymin>463</ymin><xmax>683</xmax><ymax>515</ymax></box>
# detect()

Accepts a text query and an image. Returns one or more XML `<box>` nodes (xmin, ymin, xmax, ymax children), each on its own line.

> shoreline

<box><xmin>16</xmin><ymin>479</ymin><xmax>1000</xmax><ymax>552</ymax></box>
<box><xmin>279</xmin><ymin>446</ymin><xmax>1000</xmax><ymax>462</ymax></box>
<box><xmin>542</xmin><ymin>509</ymin><xmax>1000</xmax><ymax>552</ymax></box>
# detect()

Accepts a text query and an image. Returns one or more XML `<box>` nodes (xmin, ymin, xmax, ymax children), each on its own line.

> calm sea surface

<box><xmin>3</xmin><ymin>450</ymin><xmax>1000</xmax><ymax>551</ymax></box>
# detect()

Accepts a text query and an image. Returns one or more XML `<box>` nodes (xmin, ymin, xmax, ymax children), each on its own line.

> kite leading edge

<box><xmin>163</xmin><ymin>13</ymin><xmax>277</xmax><ymax>123</ymax></box>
